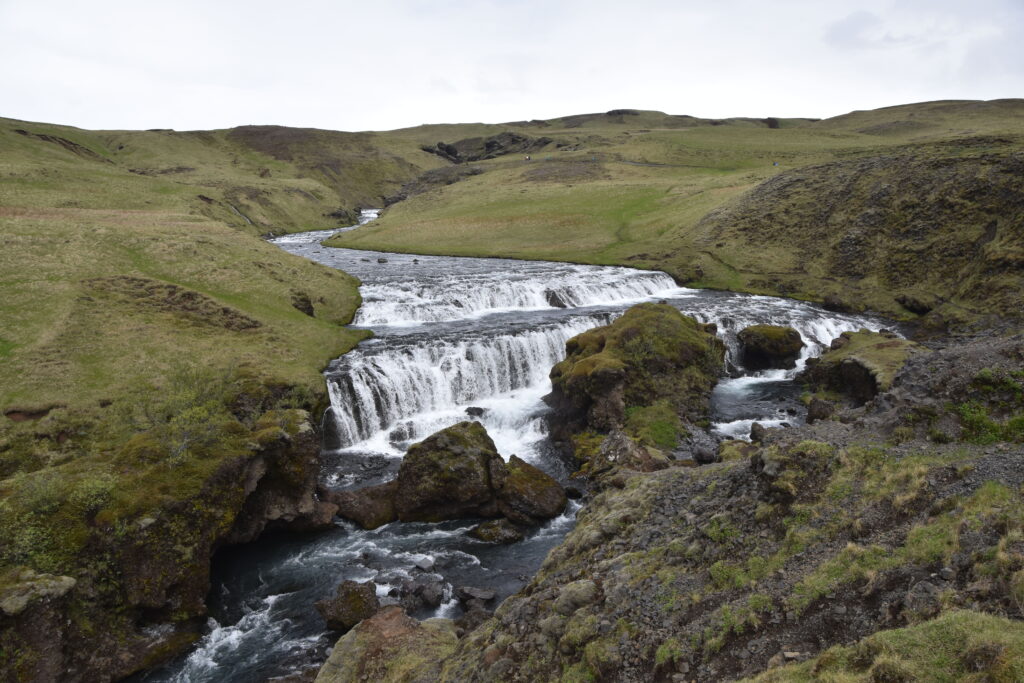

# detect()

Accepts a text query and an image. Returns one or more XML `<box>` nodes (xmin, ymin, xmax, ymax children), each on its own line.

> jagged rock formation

<box><xmin>420</xmin><ymin>132</ymin><xmax>552</xmax><ymax>163</ymax></box>
<box><xmin>799</xmin><ymin>329</ymin><xmax>925</xmax><ymax>406</ymax></box>
<box><xmin>0</xmin><ymin>409</ymin><xmax>336</xmax><ymax>682</ymax></box>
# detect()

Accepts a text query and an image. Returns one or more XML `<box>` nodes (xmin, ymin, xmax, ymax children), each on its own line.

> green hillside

<box><xmin>328</xmin><ymin>99</ymin><xmax>1024</xmax><ymax>328</ymax></box>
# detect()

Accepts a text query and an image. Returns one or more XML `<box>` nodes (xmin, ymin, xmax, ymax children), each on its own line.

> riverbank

<box><xmin>318</xmin><ymin>328</ymin><xmax>1024</xmax><ymax>682</ymax></box>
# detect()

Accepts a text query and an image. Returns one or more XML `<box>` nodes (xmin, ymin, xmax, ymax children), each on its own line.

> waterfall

<box><xmin>325</xmin><ymin>315</ymin><xmax>611</xmax><ymax>448</ymax></box>
<box><xmin>354</xmin><ymin>267</ymin><xmax>682</xmax><ymax>326</ymax></box>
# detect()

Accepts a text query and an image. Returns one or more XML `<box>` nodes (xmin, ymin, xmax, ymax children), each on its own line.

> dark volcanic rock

<box><xmin>331</xmin><ymin>422</ymin><xmax>569</xmax><ymax>527</ymax></box>
<box><xmin>421</xmin><ymin>132</ymin><xmax>552</xmax><ymax>163</ymax></box>
<box><xmin>322</xmin><ymin>481</ymin><xmax>398</xmax><ymax>530</ymax></box>
<box><xmin>469</xmin><ymin>518</ymin><xmax>525</xmax><ymax>544</ymax></box>
<box><xmin>394</xmin><ymin>422</ymin><xmax>505</xmax><ymax>522</ymax></box>
<box><xmin>495</xmin><ymin>455</ymin><xmax>567</xmax><ymax>524</ymax></box>
<box><xmin>799</xmin><ymin>330</ymin><xmax>925</xmax><ymax>406</ymax></box>
<box><xmin>316</xmin><ymin>580</ymin><xmax>380</xmax><ymax>631</ymax></box>
<box><xmin>737</xmin><ymin>324</ymin><xmax>805</xmax><ymax>370</ymax></box>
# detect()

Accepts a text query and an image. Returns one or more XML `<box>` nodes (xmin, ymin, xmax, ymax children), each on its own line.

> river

<box><xmin>137</xmin><ymin>211</ymin><xmax>888</xmax><ymax>681</ymax></box>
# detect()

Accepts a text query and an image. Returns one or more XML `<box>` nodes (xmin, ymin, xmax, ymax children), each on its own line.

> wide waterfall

<box><xmin>141</xmin><ymin>219</ymin><xmax>892</xmax><ymax>683</ymax></box>
<box><xmin>325</xmin><ymin>314</ymin><xmax>612</xmax><ymax>448</ymax></box>
<box><xmin>354</xmin><ymin>267</ymin><xmax>679</xmax><ymax>326</ymax></box>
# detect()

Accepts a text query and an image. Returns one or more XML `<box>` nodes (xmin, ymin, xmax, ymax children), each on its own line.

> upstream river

<box><xmin>139</xmin><ymin>211</ymin><xmax>888</xmax><ymax>681</ymax></box>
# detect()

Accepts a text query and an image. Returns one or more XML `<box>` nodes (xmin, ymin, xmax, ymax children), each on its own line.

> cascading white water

<box><xmin>354</xmin><ymin>268</ymin><xmax>681</xmax><ymax>326</ymax></box>
<box><xmin>326</xmin><ymin>314</ymin><xmax>611</xmax><ymax>449</ymax></box>
<box><xmin>149</xmin><ymin>222</ymin><xmax>896</xmax><ymax>683</ymax></box>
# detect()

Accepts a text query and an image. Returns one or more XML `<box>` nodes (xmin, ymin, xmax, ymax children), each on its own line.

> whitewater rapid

<box><xmin>139</xmin><ymin>211</ymin><xmax>890</xmax><ymax>682</ymax></box>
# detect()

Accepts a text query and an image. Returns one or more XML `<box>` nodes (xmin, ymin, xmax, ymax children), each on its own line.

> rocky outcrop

<box><xmin>737</xmin><ymin>324</ymin><xmax>804</xmax><ymax>370</ymax></box>
<box><xmin>469</xmin><ymin>519</ymin><xmax>524</xmax><ymax>544</ymax></box>
<box><xmin>226</xmin><ymin>411</ymin><xmax>339</xmax><ymax>543</ymax></box>
<box><xmin>331</xmin><ymin>422</ymin><xmax>566</xmax><ymax>530</ymax></box>
<box><xmin>420</xmin><ymin>132</ymin><xmax>552</xmax><ymax>164</ymax></box>
<box><xmin>692</xmin><ymin>148</ymin><xmax>1024</xmax><ymax>330</ymax></box>
<box><xmin>0</xmin><ymin>409</ymin><xmax>335</xmax><ymax>683</ymax></box>
<box><xmin>547</xmin><ymin>303</ymin><xmax>725</xmax><ymax>465</ymax></box>
<box><xmin>321</xmin><ymin>481</ymin><xmax>398</xmax><ymax>530</ymax></box>
<box><xmin>316</xmin><ymin>580</ymin><xmax>380</xmax><ymax>631</ymax></box>
<box><xmin>314</xmin><ymin>606</ymin><xmax>457</xmax><ymax>683</ymax></box>
<box><xmin>799</xmin><ymin>329</ymin><xmax>924</xmax><ymax>405</ymax></box>
<box><xmin>586</xmin><ymin>429</ymin><xmax>670</xmax><ymax>479</ymax></box>
<box><xmin>395</xmin><ymin>422</ymin><xmax>507</xmax><ymax>522</ymax></box>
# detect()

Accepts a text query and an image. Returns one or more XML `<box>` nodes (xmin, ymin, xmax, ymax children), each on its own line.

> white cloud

<box><xmin>0</xmin><ymin>0</ymin><xmax>1020</xmax><ymax>131</ymax></box>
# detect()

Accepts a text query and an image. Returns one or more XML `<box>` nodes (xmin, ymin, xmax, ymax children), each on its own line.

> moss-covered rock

<box><xmin>496</xmin><ymin>455</ymin><xmax>567</xmax><ymax>525</ymax></box>
<box><xmin>314</xmin><ymin>606</ymin><xmax>457</xmax><ymax>683</ymax></box>
<box><xmin>548</xmin><ymin>303</ymin><xmax>725</xmax><ymax>456</ymax></box>
<box><xmin>315</xmin><ymin>580</ymin><xmax>380</xmax><ymax>632</ymax></box>
<box><xmin>737</xmin><ymin>325</ymin><xmax>804</xmax><ymax>370</ymax></box>
<box><xmin>336</xmin><ymin>423</ymin><xmax>566</xmax><ymax>529</ymax></box>
<box><xmin>799</xmin><ymin>329</ymin><xmax>925</xmax><ymax>405</ymax></box>
<box><xmin>394</xmin><ymin>422</ymin><xmax>505</xmax><ymax>523</ymax></box>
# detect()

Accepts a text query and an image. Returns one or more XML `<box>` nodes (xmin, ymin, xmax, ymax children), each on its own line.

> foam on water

<box><xmin>146</xmin><ymin>217</ymin><xmax>895</xmax><ymax>682</ymax></box>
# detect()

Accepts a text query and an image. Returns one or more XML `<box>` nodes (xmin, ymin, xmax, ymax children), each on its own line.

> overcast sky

<box><xmin>1</xmin><ymin>0</ymin><xmax>1021</xmax><ymax>132</ymax></box>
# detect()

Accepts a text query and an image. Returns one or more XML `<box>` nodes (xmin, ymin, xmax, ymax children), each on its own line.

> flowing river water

<box><xmin>139</xmin><ymin>211</ymin><xmax>890</xmax><ymax>681</ymax></box>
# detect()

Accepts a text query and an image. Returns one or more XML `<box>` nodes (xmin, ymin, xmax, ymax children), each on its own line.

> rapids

<box><xmin>137</xmin><ymin>211</ymin><xmax>890</xmax><ymax>681</ymax></box>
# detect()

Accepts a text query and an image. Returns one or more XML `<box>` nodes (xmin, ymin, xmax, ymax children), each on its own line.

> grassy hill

<box><xmin>328</xmin><ymin>99</ymin><xmax>1024</xmax><ymax>329</ymax></box>
<box><xmin>1</xmin><ymin>100</ymin><xmax>1022</xmax><ymax>679</ymax></box>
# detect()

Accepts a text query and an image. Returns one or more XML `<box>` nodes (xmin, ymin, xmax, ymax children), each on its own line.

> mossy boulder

<box><xmin>737</xmin><ymin>324</ymin><xmax>804</xmax><ymax>370</ymax></box>
<box><xmin>495</xmin><ymin>455</ymin><xmax>567</xmax><ymax>525</ymax></box>
<box><xmin>314</xmin><ymin>606</ymin><xmax>457</xmax><ymax>683</ymax></box>
<box><xmin>586</xmin><ymin>430</ymin><xmax>670</xmax><ymax>480</ymax></box>
<box><xmin>799</xmin><ymin>329</ymin><xmax>925</xmax><ymax>405</ymax></box>
<box><xmin>394</xmin><ymin>422</ymin><xmax>505</xmax><ymax>522</ymax></box>
<box><xmin>316</xmin><ymin>580</ymin><xmax>380</xmax><ymax>632</ymax></box>
<box><xmin>335</xmin><ymin>423</ymin><xmax>566</xmax><ymax>529</ymax></box>
<box><xmin>548</xmin><ymin>303</ymin><xmax>725</xmax><ymax>442</ymax></box>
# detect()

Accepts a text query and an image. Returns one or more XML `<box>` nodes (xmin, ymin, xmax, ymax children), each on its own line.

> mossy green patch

<box><xmin>625</xmin><ymin>400</ymin><xmax>685</xmax><ymax>449</ymax></box>
<box><xmin>745</xmin><ymin>610</ymin><xmax>1024</xmax><ymax>682</ymax></box>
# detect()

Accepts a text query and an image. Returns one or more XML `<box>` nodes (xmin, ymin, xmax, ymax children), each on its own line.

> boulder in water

<box><xmin>545</xmin><ymin>289</ymin><xmax>569</xmax><ymax>308</ymax></box>
<box><xmin>469</xmin><ymin>518</ymin><xmax>525</xmax><ymax>544</ymax></box>
<box><xmin>395</xmin><ymin>422</ymin><xmax>505</xmax><ymax>522</ymax></box>
<box><xmin>332</xmin><ymin>423</ymin><xmax>566</xmax><ymax>529</ymax></box>
<box><xmin>749</xmin><ymin>422</ymin><xmax>768</xmax><ymax>443</ymax></box>
<box><xmin>737</xmin><ymin>324</ymin><xmax>804</xmax><ymax>370</ymax></box>
<box><xmin>323</xmin><ymin>481</ymin><xmax>398</xmax><ymax>530</ymax></box>
<box><xmin>495</xmin><ymin>455</ymin><xmax>567</xmax><ymax>524</ymax></box>
<box><xmin>465</xmin><ymin>406</ymin><xmax>486</xmax><ymax>417</ymax></box>
<box><xmin>316</xmin><ymin>580</ymin><xmax>380</xmax><ymax>631</ymax></box>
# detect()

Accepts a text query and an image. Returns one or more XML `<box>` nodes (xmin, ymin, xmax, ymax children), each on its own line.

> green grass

<box><xmin>746</xmin><ymin>609</ymin><xmax>1024</xmax><ymax>682</ymax></box>
<box><xmin>326</xmin><ymin>100</ymin><xmax>1024</xmax><ymax>325</ymax></box>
